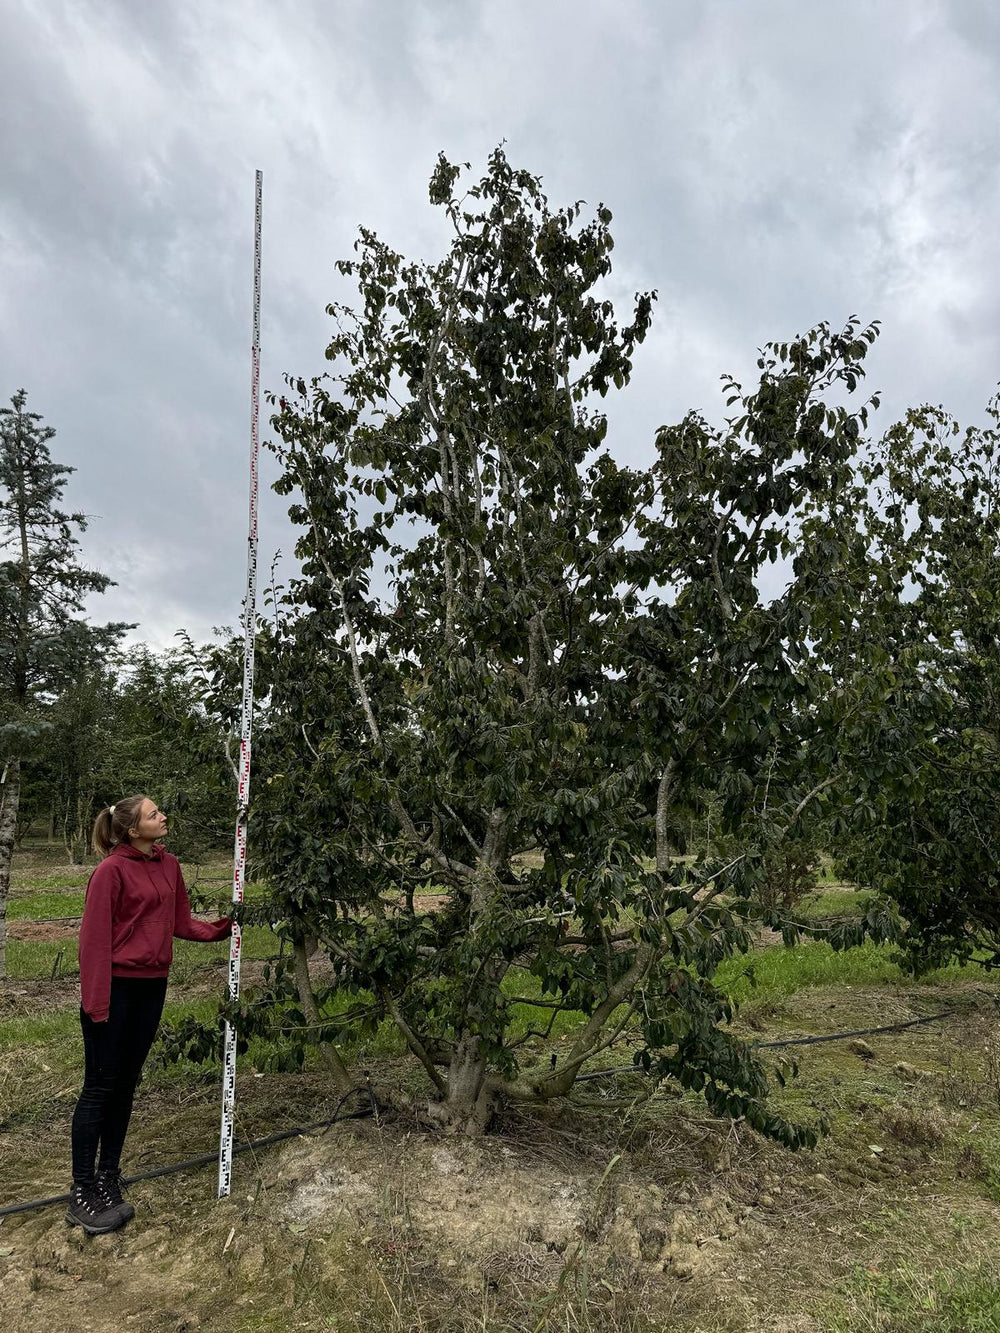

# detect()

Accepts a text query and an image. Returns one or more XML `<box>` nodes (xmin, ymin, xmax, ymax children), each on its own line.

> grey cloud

<box><xmin>1</xmin><ymin>0</ymin><xmax>998</xmax><ymax>648</ymax></box>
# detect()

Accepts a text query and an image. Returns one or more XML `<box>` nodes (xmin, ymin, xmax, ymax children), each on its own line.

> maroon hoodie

<box><xmin>78</xmin><ymin>842</ymin><xmax>231</xmax><ymax>1022</ymax></box>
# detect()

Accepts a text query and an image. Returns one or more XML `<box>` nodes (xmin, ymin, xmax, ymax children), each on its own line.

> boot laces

<box><xmin>72</xmin><ymin>1182</ymin><xmax>103</xmax><ymax>1215</ymax></box>
<box><xmin>96</xmin><ymin>1169</ymin><xmax>126</xmax><ymax>1209</ymax></box>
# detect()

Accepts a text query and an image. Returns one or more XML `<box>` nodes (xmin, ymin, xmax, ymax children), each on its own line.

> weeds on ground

<box><xmin>823</xmin><ymin>1261</ymin><xmax>1000</xmax><ymax>1332</ymax></box>
<box><xmin>880</xmin><ymin>1105</ymin><xmax>947</xmax><ymax>1149</ymax></box>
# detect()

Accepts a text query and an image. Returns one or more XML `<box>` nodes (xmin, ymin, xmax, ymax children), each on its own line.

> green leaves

<box><xmin>0</xmin><ymin>390</ymin><xmax>131</xmax><ymax>716</ymax></box>
<box><xmin>176</xmin><ymin>152</ymin><xmax>933</xmax><ymax>1148</ymax></box>
<box><xmin>827</xmin><ymin>392</ymin><xmax>1000</xmax><ymax>969</ymax></box>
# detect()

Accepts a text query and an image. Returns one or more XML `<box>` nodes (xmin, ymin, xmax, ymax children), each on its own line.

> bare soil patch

<box><xmin>4</xmin><ymin>1065</ymin><xmax>1000</xmax><ymax>1333</ymax></box>
<box><xmin>6</xmin><ymin>920</ymin><xmax>79</xmax><ymax>942</ymax></box>
<box><xmin>0</xmin><ymin>975</ymin><xmax>80</xmax><ymax>1014</ymax></box>
<box><xmin>0</xmin><ymin>1107</ymin><xmax>764</xmax><ymax>1332</ymax></box>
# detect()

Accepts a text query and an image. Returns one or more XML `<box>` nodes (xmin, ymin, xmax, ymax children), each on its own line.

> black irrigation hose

<box><xmin>0</xmin><ymin>1012</ymin><xmax>959</xmax><ymax>1217</ymax></box>
<box><xmin>753</xmin><ymin>1009</ymin><xmax>954</xmax><ymax>1049</ymax></box>
<box><xmin>0</xmin><ymin>1086</ymin><xmax>376</xmax><ymax>1220</ymax></box>
<box><xmin>574</xmin><ymin>1009</ymin><xmax>955</xmax><ymax>1082</ymax></box>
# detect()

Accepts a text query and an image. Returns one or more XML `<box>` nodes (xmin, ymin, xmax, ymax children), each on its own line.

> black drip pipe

<box><xmin>0</xmin><ymin>1086</ymin><xmax>376</xmax><ymax>1219</ymax></box>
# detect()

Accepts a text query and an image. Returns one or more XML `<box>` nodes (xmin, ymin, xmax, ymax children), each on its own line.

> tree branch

<box><xmin>656</xmin><ymin>754</ymin><xmax>680</xmax><ymax>872</ymax></box>
<box><xmin>710</xmin><ymin>499</ymin><xmax>738</xmax><ymax>623</ymax></box>
<box><xmin>380</xmin><ymin>986</ymin><xmax>447</xmax><ymax>1095</ymax></box>
<box><xmin>292</xmin><ymin>940</ymin><xmax>353</xmax><ymax>1093</ymax></box>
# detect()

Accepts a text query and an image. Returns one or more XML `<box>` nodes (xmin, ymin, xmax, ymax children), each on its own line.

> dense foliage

<box><xmin>171</xmin><ymin>151</ymin><xmax>921</xmax><ymax>1143</ymax></box>
<box><xmin>0</xmin><ymin>391</ymin><xmax>128</xmax><ymax>976</ymax></box>
<box><xmin>837</xmin><ymin>398</ymin><xmax>1000</xmax><ymax>967</ymax></box>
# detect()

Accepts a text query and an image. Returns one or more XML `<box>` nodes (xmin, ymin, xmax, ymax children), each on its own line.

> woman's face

<box><xmin>131</xmin><ymin>798</ymin><xmax>168</xmax><ymax>843</ymax></box>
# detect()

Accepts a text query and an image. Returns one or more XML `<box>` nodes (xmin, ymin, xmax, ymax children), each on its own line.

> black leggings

<box><xmin>71</xmin><ymin>976</ymin><xmax>168</xmax><ymax>1182</ymax></box>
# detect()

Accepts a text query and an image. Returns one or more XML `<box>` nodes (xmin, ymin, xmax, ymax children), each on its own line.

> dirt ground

<box><xmin>6</xmin><ymin>920</ymin><xmax>79</xmax><ymax>942</ymax></box>
<box><xmin>4</xmin><ymin>984</ymin><xmax>1000</xmax><ymax>1331</ymax></box>
<box><xmin>0</xmin><ymin>1099</ymin><xmax>854</xmax><ymax>1332</ymax></box>
<box><xmin>0</xmin><ymin>1114</ymin><xmax>747</xmax><ymax>1332</ymax></box>
<box><xmin>6</xmin><ymin>851</ymin><xmax>1000</xmax><ymax>1330</ymax></box>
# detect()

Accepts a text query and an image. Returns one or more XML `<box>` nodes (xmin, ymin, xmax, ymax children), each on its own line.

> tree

<box><xmin>177</xmin><ymin>153</ymin><xmax>890</xmax><ymax>1142</ymax></box>
<box><xmin>18</xmin><ymin>645</ymin><xmax>234</xmax><ymax>863</ymax></box>
<box><xmin>0</xmin><ymin>390</ymin><xmax>129</xmax><ymax>977</ymax></box>
<box><xmin>836</xmin><ymin>395</ymin><xmax>1000</xmax><ymax>967</ymax></box>
<box><xmin>37</xmin><ymin>664</ymin><xmax>117</xmax><ymax>862</ymax></box>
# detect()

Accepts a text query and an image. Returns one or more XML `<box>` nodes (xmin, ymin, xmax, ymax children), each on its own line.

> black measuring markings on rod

<box><xmin>217</xmin><ymin>168</ymin><xmax>263</xmax><ymax>1202</ymax></box>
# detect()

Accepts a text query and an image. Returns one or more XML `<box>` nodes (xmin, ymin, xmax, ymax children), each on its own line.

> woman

<box><xmin>68</xmin><ymin>794</ymin><xmax>232</xmax><ymax>1234</ymax></box>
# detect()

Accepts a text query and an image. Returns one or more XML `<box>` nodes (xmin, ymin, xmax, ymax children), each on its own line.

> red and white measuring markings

<box><xmin>218</xmin><ymin>169</ymin><xmax>262</xmax><ymax>1200</ymax></box>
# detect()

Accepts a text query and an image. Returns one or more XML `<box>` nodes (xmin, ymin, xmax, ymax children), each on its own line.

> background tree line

<box><xmin>16</xmin><ymin>645</ymin><xmax>233</xmax><ymax>862</ymax></box>
<box><xmin>0</xmin><ymin>391</ymin><xmax>231</xmax><ymax>977</ymax></box>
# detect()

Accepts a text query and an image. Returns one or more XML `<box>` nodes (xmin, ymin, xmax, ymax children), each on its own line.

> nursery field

<box><xmin>4</xmin><ymin>845</ymin><xmax>1000</xmax><ymax>1332</ymax></box>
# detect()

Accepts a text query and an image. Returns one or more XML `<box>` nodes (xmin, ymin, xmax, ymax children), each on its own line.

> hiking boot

<box><xmin>96</xmin><ymin>1167</ymin><xmax>135</xmax><ymax>1223</ymax></box>
<box><xmin>66</xmin><ymin>1181</ymin><xmax>124</xmax><ymax>1235</ymax></box>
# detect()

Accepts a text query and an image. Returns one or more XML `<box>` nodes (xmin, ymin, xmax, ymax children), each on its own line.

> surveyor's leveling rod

<box><xmin>218</xmin><ymin>169</ymin><xmax>262</xmax><ymax>1200</ymax></box>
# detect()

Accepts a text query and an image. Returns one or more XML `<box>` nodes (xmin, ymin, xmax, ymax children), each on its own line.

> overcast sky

<box><xmin>2</xmin><ymin>0</ymin><xmax>998</xmax><ymax>651</ymax></box>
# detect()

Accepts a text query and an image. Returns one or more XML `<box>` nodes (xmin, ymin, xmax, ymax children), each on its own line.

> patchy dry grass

<box><xmin>6</xmin><ymin>848</ymin><xmax>1000</xmax><ymax>1330</ymax></box>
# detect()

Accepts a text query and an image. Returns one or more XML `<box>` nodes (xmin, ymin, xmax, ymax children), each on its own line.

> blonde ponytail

<box><xmin>92</xmin><ymin>795</ymin><xmax>147</xmax><ymax>858</ymax></box>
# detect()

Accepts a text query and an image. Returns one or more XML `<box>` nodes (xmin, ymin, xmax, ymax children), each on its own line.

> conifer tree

<box><xmin>0</xmin><ymin>389</ymin><xmax>128</xmax><ymax>978</ymax></box>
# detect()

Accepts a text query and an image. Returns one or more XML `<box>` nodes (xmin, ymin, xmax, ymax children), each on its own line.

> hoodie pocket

<box><xmin>111</xmin><ymin>924</ymin><xmax>134</xmax><ymax>952</ymax></box>
<box><xmin>112</xmin><ymin>921</ymin><xmax>166</xmax><ymax>968</ymax></box>
<box><xmin>128</xmin><ymin>921</ymin><xmax>165</xmax><ymax>968</ymax></box>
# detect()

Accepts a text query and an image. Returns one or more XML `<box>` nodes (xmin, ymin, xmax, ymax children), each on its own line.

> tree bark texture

<box><xmin>425</xmin><ymin>1034</ymin><xmax>497</xmax><ymax>1135</ymax></box>
<box><xmin>291</xmin><ymin>938</ymin><xmax>353</xmax><ymax>1093</ymax></box>
<box><xmin>0</xmin><ymin>757</ymin><xmax>21</xmax><ymax>982</ymax></box>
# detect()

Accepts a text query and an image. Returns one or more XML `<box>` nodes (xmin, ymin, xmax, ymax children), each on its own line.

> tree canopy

<box><xmin>836</xmin><ymin>396</ymin><xmax>1000</xmax><ymax>968</ymax></box>
<box><xmin>170</xmin><ymin>150</ymin><xmax>930</xmax><ymax>1144</ymax></box>
<box><xmin>0</xmin><ymin>390</ymin><xmax>129</xmax><ymax>976</ymax></box>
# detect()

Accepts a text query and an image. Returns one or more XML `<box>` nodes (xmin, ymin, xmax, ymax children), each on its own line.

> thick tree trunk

<box><xmin>425</xmin><ymin>1034</ymin><xmax>497</xmax><ymax>1135</ymax></box>
<box><xmin>0</xmin><ymin>757</ymin><xmax>21</xmax><ymax>982</ymax></box>
<box><xmin>422</xmin><ymin>846</ymin><xmax>508</xmax><ymax>1135</ymax></box>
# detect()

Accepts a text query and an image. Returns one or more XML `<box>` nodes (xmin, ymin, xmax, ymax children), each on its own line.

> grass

<box><xmin>716</xmin><ymin>939</ymin><xmax>982</xmax><ymax>1008</ymax></box>
<box><xmin>501</xmin><ymin>967</ymin><xmax>589</xmax><ymax>1045</ymax></box>
<box><xmin>795</xmin><ymin>887</ymin><xmax>876</xmax><ymax>921</ymax></box>
<box><xmin>822</xmin><ymin>1259</ymin><xmax>1000</xmax><ymax>1331</ymax></box>
<box><xmin>0</xmin><ymin>1007</ymin><xmax>80</xmax><ymax>1052</ymax></box>
<box><xmin>3</xmin><ymin>923</ymin><xmax>279</xmax><ymax>982</ymax></box>
<box><xmin>4</xmin><ymin>936</ymin><xmax>80</xmax><ymax>980</ymax></box>
<box><xmin>8</xmin><ymin>868</ymin><xmax>91</xmax><ymax>891</ymax></box>
<box><xmin>815</xmin><ymin>857</ymin><xmax>846</xmax><ymax>885</ymax></box>
<box><xmin>6</xmin><ymin>890</ymin><xmax>86</xmax><ymax>919</ymax></box>
<box><xmin>10</xmin><ymin>845</ymin><xmax>1000</xmax><ymax>1332</ymax></box>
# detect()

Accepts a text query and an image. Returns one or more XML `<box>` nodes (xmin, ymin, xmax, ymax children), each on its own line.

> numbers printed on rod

<box><xmin>218</xmin><ymin>171</ymin><xmax>262</xmax><ymax>1200</ymax></box>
